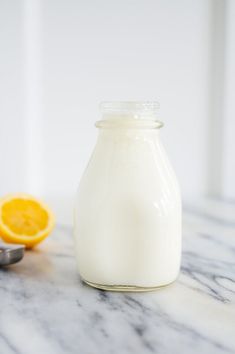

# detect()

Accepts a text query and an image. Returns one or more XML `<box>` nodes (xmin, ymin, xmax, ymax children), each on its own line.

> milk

<box><xmin>74</xmin><ymin>103</ymin><xmax>181</xmax><ymax>290</ymax></box>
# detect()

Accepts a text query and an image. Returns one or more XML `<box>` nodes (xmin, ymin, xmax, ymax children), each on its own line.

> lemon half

<box><xmin>0</xmin><ymin>194</ymin><xmax>55</xmax><ymax>248</ymax></box>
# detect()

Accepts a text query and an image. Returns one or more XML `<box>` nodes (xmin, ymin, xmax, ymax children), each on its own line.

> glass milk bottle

<box><xmin>74</xmin><ymin>102</ymin><xmax>181</xmax><ymax>291</ymax></box>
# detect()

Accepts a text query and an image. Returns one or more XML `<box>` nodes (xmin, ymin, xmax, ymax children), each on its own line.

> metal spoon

<box><xmin>0</xmin><ymin>243</ymin><xmax>25</xmax><ymax>266</ymax></box>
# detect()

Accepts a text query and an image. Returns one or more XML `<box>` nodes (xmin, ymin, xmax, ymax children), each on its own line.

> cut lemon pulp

<box><xmin>0</xmin><ymin>194</ymin><xmax>55</xmax><ymax>248</ymax></box>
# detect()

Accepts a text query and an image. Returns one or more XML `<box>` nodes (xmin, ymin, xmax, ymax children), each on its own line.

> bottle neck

<box><xmin>96</xmin><ymin>123</ymin><xmax>161</xmax><ymax>144</ymax></box>
<box><xmin>96</xmin><ymin>114</ymin><xmax>163</xmax><ymax>130</ymax></box>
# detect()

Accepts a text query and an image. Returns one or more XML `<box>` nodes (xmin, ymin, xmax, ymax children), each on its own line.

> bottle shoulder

<box><xmin>77</xmin><ymin>134</ymin><xmax>181</xmax><ymax>207</ymax></box>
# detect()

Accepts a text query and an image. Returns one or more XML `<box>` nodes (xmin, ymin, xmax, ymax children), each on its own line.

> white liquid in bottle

<box><xmin>74</xmin><ymin>102</ymin><xmax>181</xmax><ymax>291</ymax></box>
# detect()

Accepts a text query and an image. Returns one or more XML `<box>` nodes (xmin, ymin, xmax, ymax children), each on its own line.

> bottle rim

<box><xmin>97</xmin><ymin>101</ymin><xmax>163</xmax><ymax>129</ymax></box>
<box><xmin>100</xmin><ymin>101</ymin><xmax>160</xmax><ymax>116</ymax></box>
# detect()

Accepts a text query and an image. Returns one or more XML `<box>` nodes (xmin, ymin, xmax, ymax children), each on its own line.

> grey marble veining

<box><xmin>0</xmin><ymin>201</ymin><xmax>235</xmax><ymax>354</ymax></box>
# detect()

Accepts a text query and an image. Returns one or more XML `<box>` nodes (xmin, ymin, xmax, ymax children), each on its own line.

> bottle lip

<box><xmin>96</xmin><ymin>119</ymin><xmax>164</xmax><ymax>129</ymax></box>
<box><xmin>97</xmin><ymin>101</ymin><xmax>163</xmax><ymax>128</ymax></box>
<box><xmin>100</xmin><ymin>101</ymin><xmax>160</xmax><ymax>119</ymax></box>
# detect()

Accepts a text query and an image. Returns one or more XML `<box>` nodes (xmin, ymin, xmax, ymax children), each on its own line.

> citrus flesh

<box><xmin>0</xmin><ymin>194</ymin><xmax>55</xmax><ymax>248</ymax></box>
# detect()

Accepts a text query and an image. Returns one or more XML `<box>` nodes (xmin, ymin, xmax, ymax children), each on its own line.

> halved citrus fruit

<box><xmin>0</xmin><ymin>194</ymin><xmax>55</xmax><ymax>248</ymax></box>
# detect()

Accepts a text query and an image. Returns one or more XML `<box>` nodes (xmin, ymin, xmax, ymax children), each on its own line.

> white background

<box><xmin>0</xmin><ymin>0</ymin><xmax>234</xmax><ymax>224</ymax></box>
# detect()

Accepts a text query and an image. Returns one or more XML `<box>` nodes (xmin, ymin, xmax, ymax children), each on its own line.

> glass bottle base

<box><xmin>83</xmin><ymin>279</ymin><xmax>175</xmax><ymax>292</ymax></box>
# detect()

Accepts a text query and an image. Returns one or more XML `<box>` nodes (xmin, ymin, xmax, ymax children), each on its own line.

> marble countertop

<box><xmin>0</xmin><ymin>200</ymin><xmax>234</xmax><ymax>354</ymax></box>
